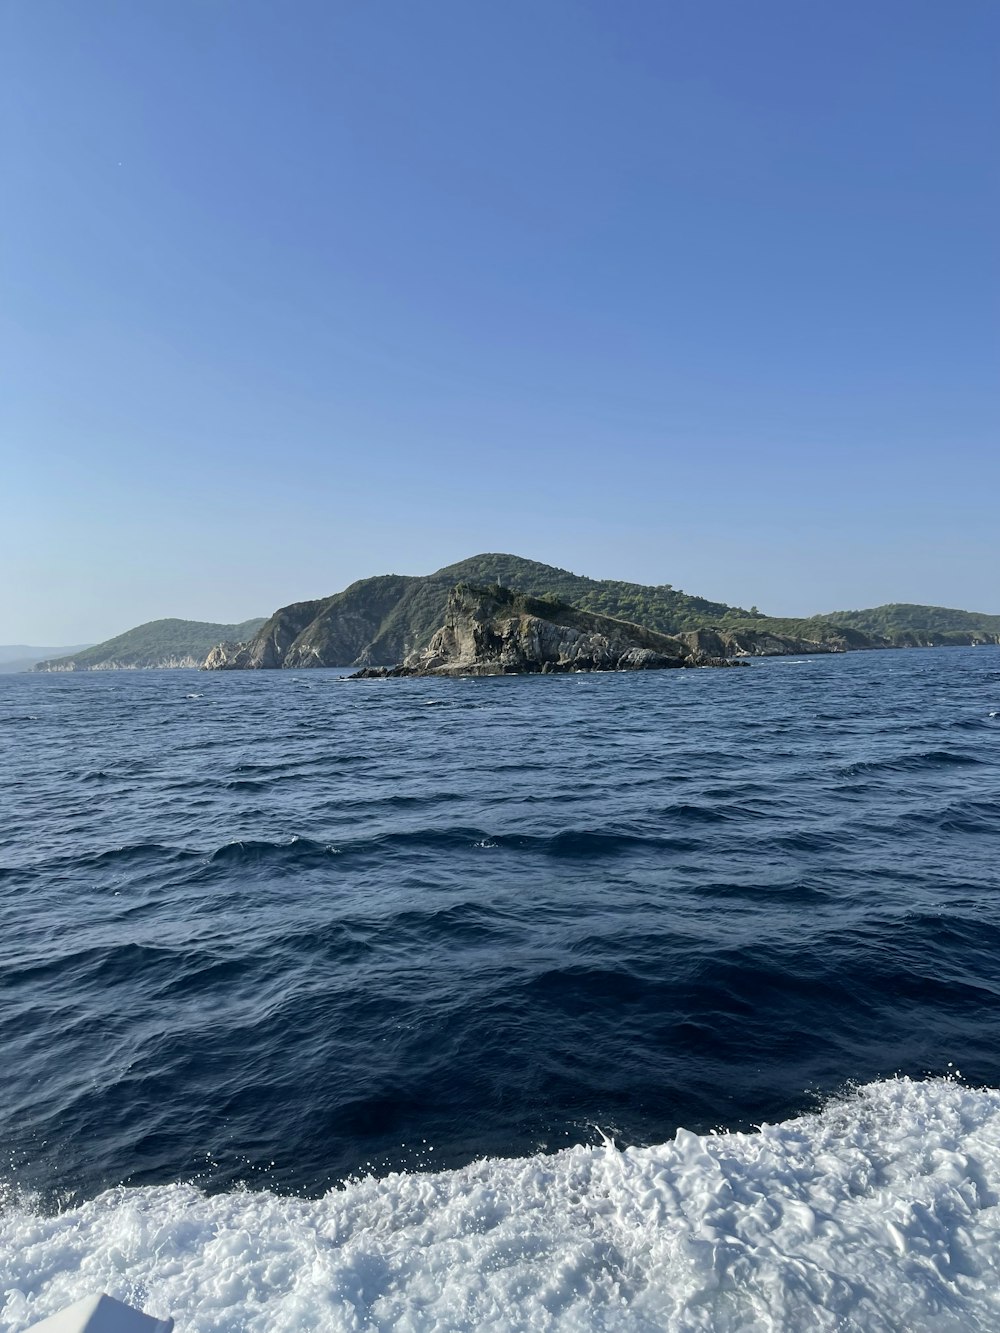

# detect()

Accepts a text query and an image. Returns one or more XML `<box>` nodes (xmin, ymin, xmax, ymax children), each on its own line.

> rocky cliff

<box><xmin>348</xmin><ymin>584</ymin><xmax>718</xmax><ymax>677</ymax></box>
<box><xmin>204</xmin><ymin>577</ymin><xmax>430</xmax><ymax>669</ymax></box>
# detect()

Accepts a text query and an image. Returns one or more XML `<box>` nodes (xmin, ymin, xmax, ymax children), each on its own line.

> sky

<box><xmin>2</xmin><ymin>0</ymin><xmax>997</xmax><ymax>643</ymax></box>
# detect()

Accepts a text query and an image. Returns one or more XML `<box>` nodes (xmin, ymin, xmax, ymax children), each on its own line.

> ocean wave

<box><xmin>894</xmin><ymin>799</ymin><xmax>1000</xmax><ymax>837</ymax></box>
<box><xmin>840</xmin><ymin>749</ymin><xmax>984</xmax><ymax>777</ymax></box>
<box><xmin>3</xmin><ymin>827</ymin><xmax>699</xmax><ymax>884</ymax></box>
<box><xmin>205</xmin><ymin>837</ymin><xmax>342</xmax><ymax>867</ymax></box>
<box><xmin>339</xmin><ymin>827</ymin><xmax>695</xmax><ymax>860</ymax></box>
<box><xmin>0</xmin><ymin>843</ymin><xmax>200</xmax><ymax>881</ymax></box>
<box><xmin>3</xmin><ymin>1077</ymin><xmax>999</xmax><ymax>1332</ymax></box>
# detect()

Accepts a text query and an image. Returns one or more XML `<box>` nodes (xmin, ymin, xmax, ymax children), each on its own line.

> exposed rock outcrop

<box><xmin>348</xmin><ymin>584</ymin><xmax>726</xmax><ymax>677</ymax></box>
<box><xmin>202</xmin><ymin>600</ymin><xmax>325</xmax><ymax>670</ymax></box>
<box><xmin>203</xmin><ymin>577</ymin><xmax>428</xmax><ymax>670</ymax></box>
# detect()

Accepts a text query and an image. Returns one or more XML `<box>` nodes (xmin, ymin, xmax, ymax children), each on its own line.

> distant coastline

<box><xmin>0</xmin><ymin>643</ymin><xmax>93</xmax><ymax>674</ymax></box>
<box><xmin>31</xmin><ymin>617</ymin><xmax>266</xmax><ymax>673</ymax></box>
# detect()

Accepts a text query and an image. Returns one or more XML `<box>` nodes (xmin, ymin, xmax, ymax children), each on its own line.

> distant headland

<box><xmin>28</xmin><ymin>554</ymin><xmax>1000</xmax><ymax>672</ymax></box>
<box><xmin>32</xmin><ymin>618</ymin><xmax>267</xmax><ymax>672</ymax></box>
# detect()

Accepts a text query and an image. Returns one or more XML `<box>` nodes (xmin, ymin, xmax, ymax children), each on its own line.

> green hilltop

<box><xmin>434</xmin><ymin>554</ymin><xmax>753</xmax><ymax>634</ymax></box>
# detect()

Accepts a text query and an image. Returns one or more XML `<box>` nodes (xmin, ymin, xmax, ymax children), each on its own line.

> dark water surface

<box><xmin>4</xmin><ymin>649</ymin><xmax>1000</xmax><ymax>1203</ymax></box>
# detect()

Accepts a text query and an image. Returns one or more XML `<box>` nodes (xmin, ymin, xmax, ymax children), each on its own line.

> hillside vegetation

<box><xmin>436</xmin><ymin>554</ymin><xmax>756</xmax><ymax>635</ymax></box>
<box><xmin>734</xmin><ymin>604</ymin><xmax>1000</xmax><ymax>648</ymax></box>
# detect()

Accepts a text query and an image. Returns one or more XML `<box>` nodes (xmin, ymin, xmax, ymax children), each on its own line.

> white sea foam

<box><xmin>3</xmin><ymin>1078</ymin><xmax>1000</xmax><ymax>1332</ymax></box>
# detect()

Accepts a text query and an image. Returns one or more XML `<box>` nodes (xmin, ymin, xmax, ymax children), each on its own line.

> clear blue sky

<box><xmin>2</xmin><ymin>0</ymin><xmax>997</xmax><ymax>642</ymax></box>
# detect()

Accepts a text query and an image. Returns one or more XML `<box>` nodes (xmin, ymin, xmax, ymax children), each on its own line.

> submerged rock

<box><xmin>349</xmin><ymin>664</ymin><xmax>419</xmax><ymax>679</ymax></box>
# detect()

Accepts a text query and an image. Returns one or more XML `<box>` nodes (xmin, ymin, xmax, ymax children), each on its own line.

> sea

<box><xmin>3</xmin><ymin>646</ymin><xmax>1000</xmax><ymax>1331</ymax></box>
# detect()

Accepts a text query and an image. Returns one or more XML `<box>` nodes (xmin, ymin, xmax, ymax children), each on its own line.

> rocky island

<box><xmin>201</xmin><ymin>554</ymin><xmax>868</xmax><ymax>672</ymax></box>
<box><xmin>191</xmin><ymin>553</ymin><xmax>1000</xmax><ymax>674</ymax></box>
<box><xmin>347</xmin><ymin>584</ymin><xmax>733</xmax><ymax>677</ymax></box>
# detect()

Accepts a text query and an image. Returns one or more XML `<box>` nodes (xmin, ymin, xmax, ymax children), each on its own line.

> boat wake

<box><xmin>3</xmin><ymin>1077</ymin><xmax>999</xmax><ymax>1331</ymax></box>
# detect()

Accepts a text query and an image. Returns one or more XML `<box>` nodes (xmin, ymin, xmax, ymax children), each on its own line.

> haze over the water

<box><xmin>3</xmin><ymin>0</ymin><xmax>997</xmax><ymax>643</ymax></box>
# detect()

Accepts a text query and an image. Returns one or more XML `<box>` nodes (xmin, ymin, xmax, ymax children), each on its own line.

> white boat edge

<box><xmin>26</xmin><ymin>1293</ymin><xmax>173</xmax><ymax>1333</ymax></box>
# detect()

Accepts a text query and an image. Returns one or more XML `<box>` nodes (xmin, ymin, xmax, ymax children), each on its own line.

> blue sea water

<box><xmin>3</xmin><ymin>648</ymin><xmax>1000</xmax><ymax>1330</ymax></box>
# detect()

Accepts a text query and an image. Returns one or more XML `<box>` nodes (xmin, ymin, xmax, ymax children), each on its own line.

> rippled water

<box><xmin>3</xmin><ymin>648</ymin><xmax>1000</xmax><ymax>1329</ymax></box>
